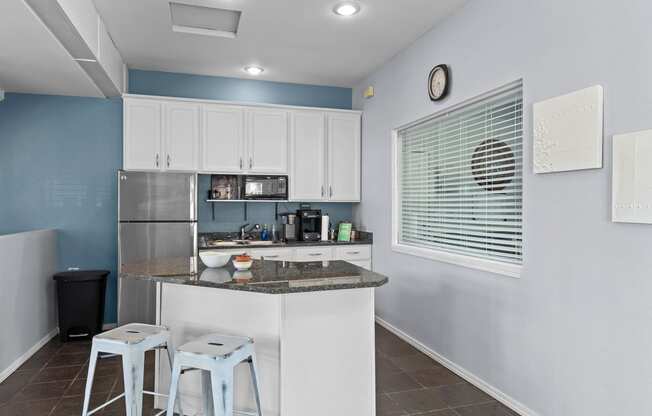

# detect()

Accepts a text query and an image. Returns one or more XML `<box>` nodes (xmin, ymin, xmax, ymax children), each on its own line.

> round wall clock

<box><xmin>428</xmin><ymin>64</ymin><xmax>450</xmax><ymax>101</ymax></box>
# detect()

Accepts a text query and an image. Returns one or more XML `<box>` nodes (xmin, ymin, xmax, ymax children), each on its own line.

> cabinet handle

<box><xmin>167</xmin><ymin>155</ymin><xmax>171</xmax><ymax>168</ymax></box>
<box><xmin>155</xmin><ymin>154</ymin><xmax>159</xmax><ymax>168</ymax></box>
<box><xmin>321</xmin><ymin>186</ymin><xmax>324</xmax><ymax>197</ymax></box>
<box><xmin>264</xmin><ymin>255</ymin><xmax>279</xmax><ymax>259</ymax></box>
<box><xmin>249</xmin><ymin>157</ymin><xmax>253</xmax><ymax>169</ymax></box>
<box><xmin>239</xmin><ymin>158</ymin><xmax>243</xmax><ymax>169</ymax></box>
<box><xmin>347</xmin><ymin>251</ymin><xmax>360</xmax><ymax>255</ymax></box>
<box><xmin>329</xmin><ymin>185</ymin><xmax>333</xmax><ymax>198</ymax></box>
<box><xmin>308</xmin><ymin>253</ymin><xmax>322</xmax><ymax>256</ymax></box>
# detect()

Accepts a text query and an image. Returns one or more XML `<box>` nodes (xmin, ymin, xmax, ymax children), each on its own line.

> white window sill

<box><xmin>391</xmin><ymin>243</ymin><xmax>522</xmax><ymax>278</ymax></box>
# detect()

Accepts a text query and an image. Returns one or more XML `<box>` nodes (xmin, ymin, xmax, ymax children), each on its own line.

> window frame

<box><xmin>391</xmin><ymin>80</ymin><xmax>524</xmax><ymax>278</ymax></box>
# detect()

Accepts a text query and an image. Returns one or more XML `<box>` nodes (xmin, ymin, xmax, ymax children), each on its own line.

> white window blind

<box><xmin>396</xmin><ymin>83</ymin><xmax>523</xmax><ymax>266</ymax></box>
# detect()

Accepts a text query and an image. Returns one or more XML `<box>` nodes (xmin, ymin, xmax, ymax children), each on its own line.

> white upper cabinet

<box><xmin>164</xmin><ymin>102</ymin><xmax>200</xmax><ymax>171</ymax></box>
<box><xmin>290</xmin><ymin>111</ymin><xmax>326</xmax><ymax>201</ymax></box>
<box><xmin>247</xmin><ymin>108</ymin><xmax>289</xmax><ymax>173</ymax></box>
<box><xmin>327</xmin><ymin>113</ymin><xmax>361</xmax><ymax>202</ymax></box>
<box><xmin>123</xmin><ymin>95</ymin><xmax>361</xmax><ymax>202</ymax></box>
<box><xmin>124</xmin><ymin>98</ymin><xmax>162</xmax><ymax>170</ymax></box>
<box><xmin>202</xmin><ymin>105</ymin><xmax>245</xmax><ymax>172</ymax></box>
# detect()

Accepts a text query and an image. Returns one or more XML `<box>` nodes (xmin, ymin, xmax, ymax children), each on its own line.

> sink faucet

<box><xmin>239</xmin><ymin>223</ymin><xmax>261</xmax><ymax>240</ymax></box>
<box><xmin>240</xmin><ymin>223</ymin><xmax>250</xmax><ymax>240</ymax></box>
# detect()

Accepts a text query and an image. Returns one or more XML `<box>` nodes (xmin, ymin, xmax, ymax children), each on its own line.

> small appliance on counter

<box><xmin>297</xmin><ymin>209</ymin><xmax>322</xmax><ymax>241</ymax></box>
<box><xmin>281</xmin><ymin>213</ymin><xmax>297</xmax><ymax>242</ymax></box>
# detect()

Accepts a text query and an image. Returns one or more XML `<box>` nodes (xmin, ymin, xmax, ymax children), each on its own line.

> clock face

<box><xmin>428</xmin><ymin>65</ymin><xmax>449</xmax><ymax>101</ymax></box>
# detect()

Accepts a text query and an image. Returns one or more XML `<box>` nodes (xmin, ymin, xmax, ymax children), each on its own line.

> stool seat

<box><xmin>178</xmin><ymin>333</ymin><xmax>253</xmax><ymax>359</ymax></box>
<box><xmin>95</xmin><ymin>323</ymin><xmax>168</xmax><ymax>345</ymax></box>
<box><xmin>82</xmin><ymin>323</ymin><xmax>182</xmax><ymax>416</ymax></box>
<box><xmin>166</xmin><ymin>333</ymin><xmax>263</xmax><ymax>416</ymax></box>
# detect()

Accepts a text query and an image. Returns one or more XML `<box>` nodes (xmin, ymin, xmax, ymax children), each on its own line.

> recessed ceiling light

<box><xmin>333</xmin><ymin>2</ymin><xmax>360</xmax><ymax>16</ymax></box>
<box><xmin>244</xmin><ymin>66</ymin><xmax>264</xmax><ymax>76</ymax></box>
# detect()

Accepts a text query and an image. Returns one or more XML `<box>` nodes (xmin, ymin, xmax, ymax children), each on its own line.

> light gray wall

<box><xmin>353</xmin><ymin>0</ymin><xmax>652</xmax><ymax>414</ymax></box>
<box><xmin>0</xmin><ymin>229</ymin><xmax>58</xmax><ymax>380</ymax></box>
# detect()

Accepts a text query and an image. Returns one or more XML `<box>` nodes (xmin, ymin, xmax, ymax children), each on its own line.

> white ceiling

<box><xmin>94</xmin><ymin>0</ymin><xmax>466</xmax><ymax>87</ymax></box>
<box><xmin>0</xmin><ymin>0</ymin><xmax>103</xmax><ymax>97</ymax></box>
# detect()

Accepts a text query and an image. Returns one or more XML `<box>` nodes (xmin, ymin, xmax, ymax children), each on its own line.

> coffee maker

<box><xmin>280</xmin><ymin>213</ymin><xmax>297</xmax><ymax>242</ymax></box>
<box><xmin>297</xmin><ymin>209</ymin><xmax>322</xmax><ymax>241</ymax></box>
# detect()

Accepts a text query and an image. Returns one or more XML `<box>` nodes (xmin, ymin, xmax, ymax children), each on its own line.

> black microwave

<box><xmin>243</xmin><ymin>175</ymin><xmax>288</xmax><ymax>200</ymax></box>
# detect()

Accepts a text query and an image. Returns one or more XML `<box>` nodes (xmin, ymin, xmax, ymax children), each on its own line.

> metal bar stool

<box><xmin>82</xmin><ymin>323</ymin><xmax>182</xmax><ymax>416</ymax></box>
<box><xmin>165</xmin><ymin>333</ymin><xmax>263</xmax><ymax>416</ymax></box>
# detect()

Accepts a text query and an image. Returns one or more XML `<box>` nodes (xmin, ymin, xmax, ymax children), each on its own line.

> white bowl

<box><xmin>199</xmin><ymin>251</ymin><xmax>231</xmax><ymax>268</ymax></box>
<box><xmin>233</xmin><ymin>260</ymin><xmax>253</xmax><ymax>270</ymax></box>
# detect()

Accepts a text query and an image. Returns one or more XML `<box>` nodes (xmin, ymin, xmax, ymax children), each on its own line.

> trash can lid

<box><xmin>53</xmin><ymin>270</ymin><xmax>110</xmax><ymax>282</ymax></box>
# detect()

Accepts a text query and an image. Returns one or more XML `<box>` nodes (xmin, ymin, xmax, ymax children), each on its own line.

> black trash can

<box><xmin>53</xmin><ymin>270</ymin><xmax>109</xmax><ymax>342</ymax></box>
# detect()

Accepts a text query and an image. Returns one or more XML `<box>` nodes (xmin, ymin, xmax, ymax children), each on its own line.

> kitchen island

<box><xmin>121</xmin><ymin>257</ymin><xmax>388</xmax><ymax>416</ymax></box>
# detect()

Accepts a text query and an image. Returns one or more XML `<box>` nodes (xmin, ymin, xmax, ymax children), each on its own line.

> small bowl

<box><xmin>232</xmin><ymin>260</ymin><xmax>253</xmax><ymax>271</ymax></box>
<box><xmin>199</xmin><ymin>251</ymin><xmax>231</xmax><ymax>268</ymax></box>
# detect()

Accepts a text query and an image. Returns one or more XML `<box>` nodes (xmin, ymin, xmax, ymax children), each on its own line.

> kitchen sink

<box><xmin>205</xmin><ymin>240</ymin><xmax>278</xmax><ymax>247</ymax></box>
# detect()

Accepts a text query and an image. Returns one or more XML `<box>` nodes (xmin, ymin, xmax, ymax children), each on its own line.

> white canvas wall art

<box><xmin>533</xmin><ymin>85</ymin><xmax>604</xmax><ymax>173</ymax></box>
<box><xmin>612</xmin><ymin>129</ymin><xmax>652</xmax><ymax>224</ymax></box>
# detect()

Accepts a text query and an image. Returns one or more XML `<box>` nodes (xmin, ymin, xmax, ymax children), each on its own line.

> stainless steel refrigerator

<box><xmin>117</xmin><ymin>170</ymin><xmax>197</xmax><ymax>325</ymax></box>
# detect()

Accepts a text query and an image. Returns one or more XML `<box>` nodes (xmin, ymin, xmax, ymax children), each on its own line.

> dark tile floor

<box><xmin>0</xmin><ymin>325</ymin><xmax>517</xmax><ymax>416</ymax></box>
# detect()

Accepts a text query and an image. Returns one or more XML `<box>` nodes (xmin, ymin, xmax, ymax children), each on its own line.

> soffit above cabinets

<box><xmin>24</xmin><ymin>0</ymin><xmax>126</xmax><ymax>97</ymax></box>
<box><xmin>93</xmin><ymin>0</ymin><xmax>467</xmax><ymax>87</ymax></box>
<box><xmin>0</xmin><ymin>0</ymin><xmax>103</xmax><ymax>97</ymax></box>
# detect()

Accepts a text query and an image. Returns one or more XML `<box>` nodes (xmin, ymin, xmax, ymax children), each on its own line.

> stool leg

<box><xmin>248</xmin><ymin>352</ymin><xmax>263</xmax><ymax>416</ymax></box>
<box><xmin>165</xmin><ymin>358</ymin><xmax>182</xmax><ymax>416</ymax></box>
<box><xmin>165</xmin><ymin>342</ymin><xmax>184</xmax><ymax>416</ymax></box>
<box><xmin>201</xmin><ymin>370</ymin><xmax>214</xmax><ymax>416</ymax></box>
<box><xmin>223</xmin><ymin>369</ymin><xmax>234</xmax><ymax>416</ymax></box>
<box><xmin>122</xmin><ymin>351</ymin><xmax>145</xmax><ymax>416</ymax></box>
<box><xmin>210</xmin><ymin>369</ymin><xmax>226</xmax><ymax>416</ymax></box>
<box><xmin>81</xmin><ymin>344</ymin><xmax>99</xmax><ymax>416</ymax></box>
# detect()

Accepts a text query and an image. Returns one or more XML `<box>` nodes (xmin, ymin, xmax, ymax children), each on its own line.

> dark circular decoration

<box><xmin>471</xmin><ymin>139</ymin><xmax>515</xmax><ymax>192</ymax></box>
<box><xmin>428</xmin><ymin>64</ymin><xmax>450</xmax><ymax>101</ymax></box>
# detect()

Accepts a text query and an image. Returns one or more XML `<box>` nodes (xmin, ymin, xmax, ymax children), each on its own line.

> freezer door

<box><xmin>118</xmin><ymin>170</ymin><xmax>196</xmax><ymax>221</ymax></box>
<box><xmin>118</xmin><ymin>222</ymin><xmax>197</xmax><ymax>325</ymax></box>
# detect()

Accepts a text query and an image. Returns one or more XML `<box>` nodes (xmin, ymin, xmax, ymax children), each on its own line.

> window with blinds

<box><xmin>395</xmin><ymin>82</ymin><xmax>523</xmax><ymax>268</ymax></box>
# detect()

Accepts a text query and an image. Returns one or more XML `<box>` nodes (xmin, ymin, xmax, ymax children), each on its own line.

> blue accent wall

<box><xmin>0</xmin><ymin>93</ymin><xmax>122</xmax><ymax>323</ymax></box>
<box><xmin>197</xmin><ymin>175</ymin><xmax>353</xmax><ymax>233</ymax></box>
<box><xmin>0</xmin><ymin>71</ymin><xmax>353</xmax><ymax>324</ymax></box>
<box><xmin>129</xmin><ymin>69</ymin><xmax>353</xmax><ymax>109</ymax></box>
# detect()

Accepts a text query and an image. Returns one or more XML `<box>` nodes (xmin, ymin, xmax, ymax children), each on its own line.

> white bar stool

<box><xmin>165</xmin><ymin>333</ymin><xmax>263</xmax><ymax>416</ymax></box>
<box><xmin>82</xmin><ymin>323</ymin><xmax>182</xmax><ymax>416</ymax></box>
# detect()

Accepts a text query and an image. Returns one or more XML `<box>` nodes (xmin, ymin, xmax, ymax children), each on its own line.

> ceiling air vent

<box><xmin>169</xmin><ymin>2</ymin><xmax>241</xmax><ymax>38</ymax></box>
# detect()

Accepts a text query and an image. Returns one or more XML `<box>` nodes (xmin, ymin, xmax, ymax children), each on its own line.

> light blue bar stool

<box><xmin>166</xmin><ymin>333</ymin><xmax>263</xmax><ymax>416</ymax></box>
<box><xmin>82</xmin><ymin>323</ymin><xmax>182</xmax><ymax>416</ymax></box>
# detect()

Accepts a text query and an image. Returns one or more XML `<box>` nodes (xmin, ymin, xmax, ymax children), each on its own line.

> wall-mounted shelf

<box><xmin>205</xmin><ymin>199</ymin><xmax>289</xmax><ymax>203</ymax></box>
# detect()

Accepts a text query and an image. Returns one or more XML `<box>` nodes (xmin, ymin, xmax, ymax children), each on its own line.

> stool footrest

<box><xmin>87</xmin><ymin>392</ymin><xmax>125</xmax><ymax>415</ymax></box>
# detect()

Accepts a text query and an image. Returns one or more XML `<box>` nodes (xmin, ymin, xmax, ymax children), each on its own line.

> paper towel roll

<box><xmin>321</xmin><ymin>215</ymin><xmax>329</xmax><ymax>241</ymax></box>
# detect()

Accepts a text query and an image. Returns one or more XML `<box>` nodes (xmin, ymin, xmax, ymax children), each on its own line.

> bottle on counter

<box><xmin>261</xmin><ymin>224</ymin><xmax>269</xmax><ymax>241</ymax></box>
<box><xmin>321</xmin><ymin>214</ymin><xmax>329</xmax><ymax>242</ymax></box>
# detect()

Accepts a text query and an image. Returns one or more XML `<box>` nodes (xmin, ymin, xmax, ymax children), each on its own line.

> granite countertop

<box><xmin>120</xmin><ymin>256</ymin><xmax>388</xmax><ymax>294</ymax></box>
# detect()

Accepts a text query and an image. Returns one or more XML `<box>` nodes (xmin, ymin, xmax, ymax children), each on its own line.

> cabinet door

<box><xmin>327</xmin><ymin>113</ymin><xmax>361</xmax><ymax>201</ymax></box>
<box><xmin>164</xmin><ymin>102</ymin><xmax>200</xmax><ymax>171</ymax></box>
<box><xmin>202</xmin><ymin>104</ymin><xmax>245</xmax><ymax>172</ymax></box>
<box><xmin>294</xmin><ymin>247</ymin><xmax>334</xmax><ymax>262</ymax></box>
<box><xmin>290</xmin><ymin>111</ymin><xmax>326</xmax><ymax>201</ymax></box>
<box><xmin>124</xmin><ymin>98</ymin><xmax>162</xmax><ymax>170</ymax></box>
<box><xmin>247</xmin><ymin>109</ymin><xmax>288</xmax><ymax>173</ymax></box>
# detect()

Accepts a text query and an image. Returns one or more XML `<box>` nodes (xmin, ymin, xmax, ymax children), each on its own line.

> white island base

<box><xmin>154</xmin><ymin>283</ymin><xmax>376</xmax><ymax>416</ymax></box>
